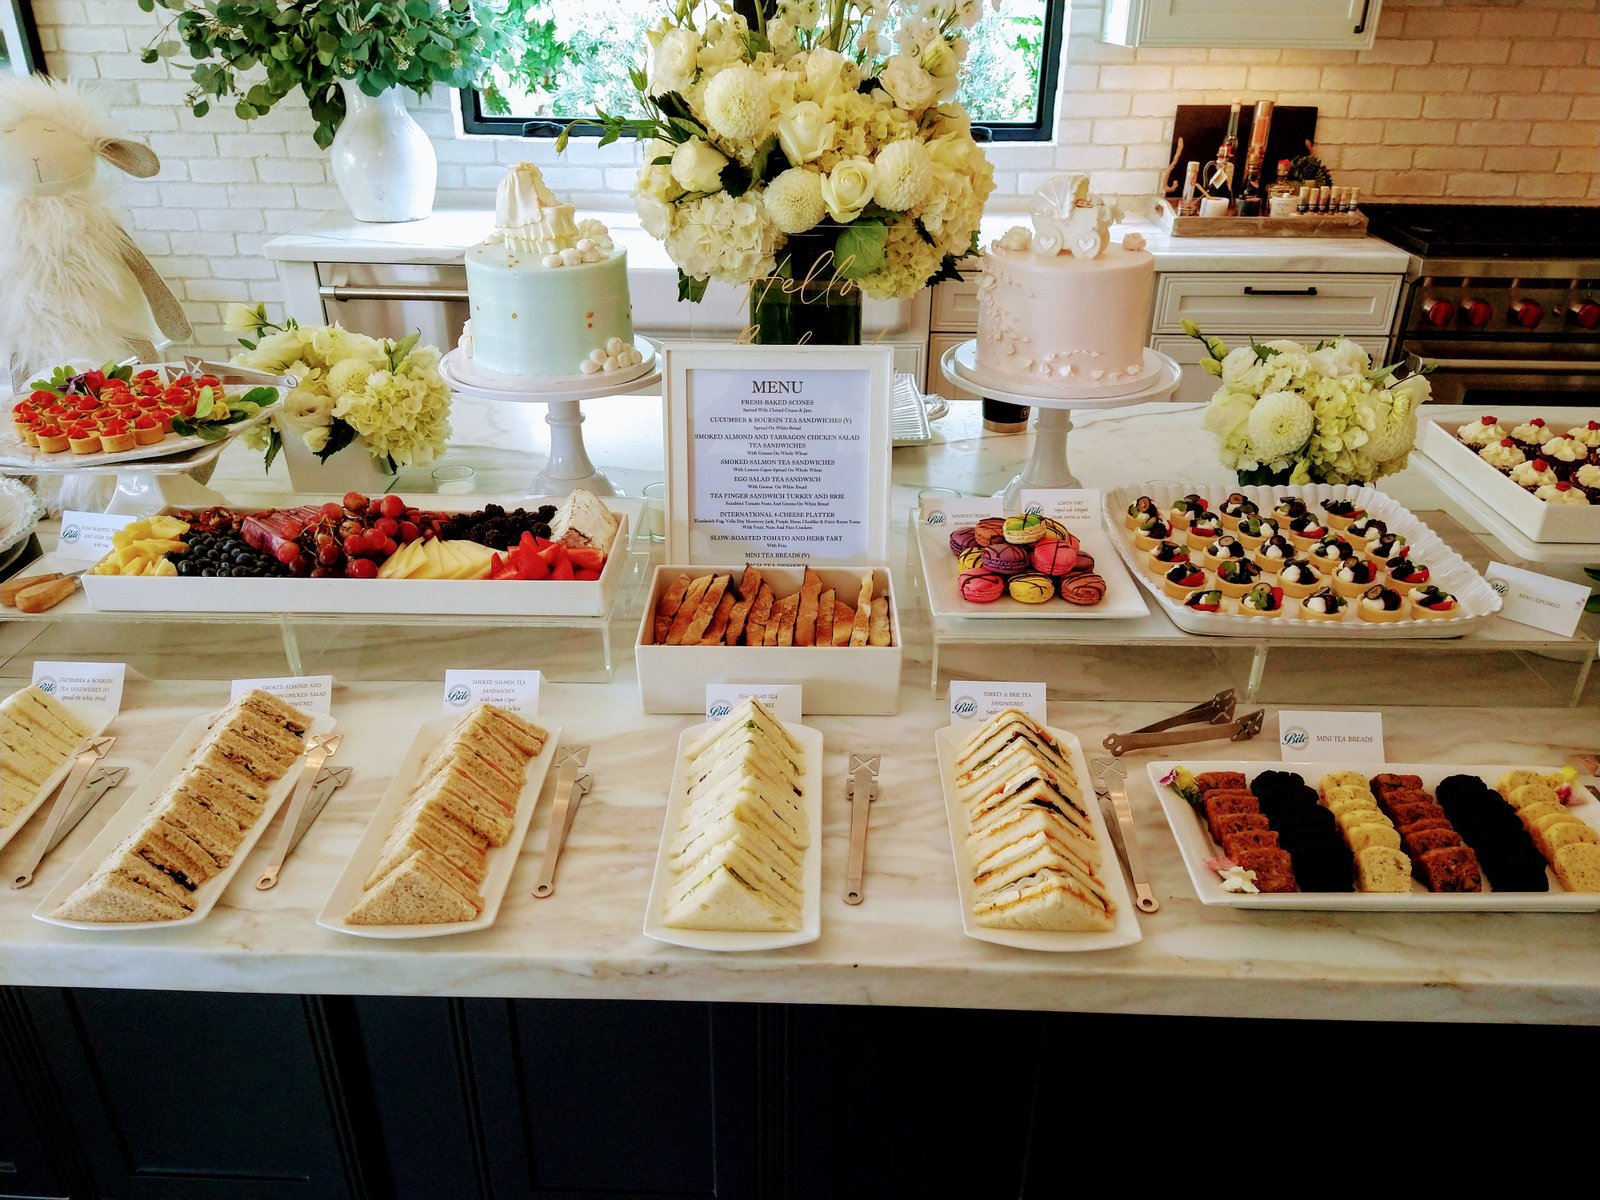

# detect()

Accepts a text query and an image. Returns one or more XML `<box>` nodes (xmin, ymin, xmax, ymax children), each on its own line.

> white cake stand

<box><xmin>439</xmin><ymin>338</ymin><xmax>661</xmax><ymax>497</ymax></box>
<box><xmin>941</xmin><ymin>340</ymin><xmax>1183</xmax><ymax>507</ymax></box>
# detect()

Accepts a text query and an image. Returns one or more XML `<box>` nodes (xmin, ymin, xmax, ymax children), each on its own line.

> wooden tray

<box><xmin>1153</xmin><ymin>199</ymin><xmax>1368</xmax><ymax>239</ymax></box>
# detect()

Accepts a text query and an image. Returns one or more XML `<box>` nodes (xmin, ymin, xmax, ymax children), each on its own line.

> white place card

<box><xmin>31</xmin><ymin>661</ymin><xmax>124</xmax><ymax>722</ymax></box>
<box><xmin>1484</xmin><ymin>562</ymin><xmax>1589</xmax><ymax>638</ymax></box>
<box><xmin>918</xmin><ymin>495</ymin><xmax>1000</xmax><ymax>531</ymax></box>
<box><xmin>1278</xmin><ymin>710</ymin><xmax>1385</xmax><ymax>762</ymax></box>
<box><xmin>442</xmin><ymin>670</ymin><xmax>541</xmax><ymax>717</ymax></box>
<box><xmin>1018</xmin><ymin>488</ymin><xmax>1102</xmax><ymax>527</ymax></box>
<box><xmin>949</xmin><ymin>681</ymin><xmax>1046</xmax><ymax>725</ymax></box>
<box><xmin>706</xmin><ymin>684</ymin><xmax>802</xmax><ymax>723</ymax></box>
<box><xmin>55</xmin><ymin>511</ymin><xmax>135</xmax><ymax>560</ymax></box>
<box><xmin>232</xmin><ymin>674</ymin><xmax>334</xmax><ymax>715</ymax></box>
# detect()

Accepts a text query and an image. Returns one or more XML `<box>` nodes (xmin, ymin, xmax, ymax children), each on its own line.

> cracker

<box><xmin>745</xmin><ymin>582</ymin><xmax>775</xmax><ymax>646</ymax></box>
<box><xmin>794</xmin><ymin>567</ymin><xmax>822</xmax><ymax>647</ymax></box>
<box><xmin>665</xmin><ymin>574</ymin><xmax>711</xmax><ymax>645</ymax></box>
<box><xmin>774</xmin><ymin>593</ymin><xmax>800</xmax><ymax>646</ymax></box>
<box><xmin>763</xmin><ymin>610</ymin><xmax>780</xmax><ymax>646</ymax></box>
<box><xmin>867</xmin><ymin>596</ymin><xmax>891</xmax><ymax>647</ymax></box>
<box><xmin>724</xmin><ymin>565</ymin><xmax>762</xmax><ymax>645</ymax></box>
<box><xmin>680</xmin><ymin>573</ymin><xmax>730</xmax><ymax>644</ymax></box>
<box><xmin>701</xmin><ymin>591</ymin><xmax>736</xmax><ymax>644</ymax></box>
<box><xmin>816</xmin><ymin>588</ymin><xmax>835</xmax><ymax>647</ymax></box>
<box><xmin>849</xmin><ymin>572</ymin><xmax>875</xmax><ymax>647</ymax></box>
<box><xmin>832</xmin><ymin>601</ymin><xmax>854</xmax><ymax>646</ymax></box>
<box><xmin>653</xmin><ymin>573</ymin><xmax>692</xmax><ymax>644</ymax></box>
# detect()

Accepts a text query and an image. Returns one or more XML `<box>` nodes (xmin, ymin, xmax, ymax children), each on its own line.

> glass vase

<box><xmin>747</xmin><ymin>232</ymin><xmax>862</xmax><ymax>346</ymax></box>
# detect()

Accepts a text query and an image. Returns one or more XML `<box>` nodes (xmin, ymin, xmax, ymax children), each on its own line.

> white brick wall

<box><xmin>30</xmin><ymin>0</ymin><xmax>1600</xmax><ymax>358</ymax></box>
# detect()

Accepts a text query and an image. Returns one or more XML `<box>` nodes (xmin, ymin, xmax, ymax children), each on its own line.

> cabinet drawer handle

<box><xmin>318</xmin><ymin>285</ymin><xmax>469</xmax><ymax>302</ymax></box>
<box><xmin>1242</xmin><ymin>286</ymin><xmax>1319</xmax><ymax>297</ymax></box>
<box><xmin>1355</xmin><ymin>0</ymin><xmax>1374</xmax><ymax>35</ymax></box>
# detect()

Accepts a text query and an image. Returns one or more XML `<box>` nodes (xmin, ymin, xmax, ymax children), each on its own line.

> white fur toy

<box><xmin>0</xmin><ymin>76</ymin><xmax>191</xmax><ymax>388</ymax></box>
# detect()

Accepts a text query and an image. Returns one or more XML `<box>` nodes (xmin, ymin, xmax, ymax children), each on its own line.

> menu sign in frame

<box><xmin>663</xmin><ymin>343</ymin><xmax>893</xmax><ymax>566</ymax></box>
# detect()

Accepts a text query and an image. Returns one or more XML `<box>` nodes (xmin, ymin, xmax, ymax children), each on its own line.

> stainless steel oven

<box><xmin>317</xmin><ymin>263</ymin><xmax>468</xmax><ymax>349</ymax></box>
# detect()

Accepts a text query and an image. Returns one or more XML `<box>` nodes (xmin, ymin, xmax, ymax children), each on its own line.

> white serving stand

<box><xmin>941</xmin><ymin>340</ymin><xmax>1182</xmax><ymax>507</ymax></box>
<box><xmin>0</xmin><ymin>437</ymin><xmax>234</xmax><ymax>516</ymax></box>
<box><xmin>440</xmin><ymin>340</ymin><xmax>661</xmax><ymax>498</ymax></box>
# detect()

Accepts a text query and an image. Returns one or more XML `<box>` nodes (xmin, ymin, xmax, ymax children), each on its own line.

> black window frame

<box><xmin>2</xmin><ymin>0</ymin><xmax>46</xmax><ymax>75</ymax></box>
<box><xmin>458</xmin><ymin>3</ymin><xmax>1065</xmax><ymax>144</ymax></box>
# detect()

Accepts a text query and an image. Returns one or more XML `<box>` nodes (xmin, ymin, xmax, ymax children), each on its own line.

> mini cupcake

<box><xmin>1272</xmin><ymin>496</ymin><xmax>1308</xmax><ymax>522</ymax></box>
<box><xmin>1237</xmin><ymin>583</ymin><xmax>1285</xmax><ymax>618</ymax></box>
<box><xmin>1234</xmin><ymin>513</ymin><xmax>1279</xmax><ymax>552</ymax></box>
<box><xmin>66</xmin><ymin>422</ymin><xmax>101</xmax><ymax>454</ymax></box>
<box><xmin>1478</xmin><ymin>438</ymin><xmax>1525</xmax><ymax>472</ymax></box>
<box><xmin>1003</xmin><ymin>512</ymin><xmax>1048</xmax><ymax>545</ymax></box>
<box><xmin>1299</xmin><ymin>587</ymin><xmax>1348</xmax><ymax>622</ymax></box>
<box><xmin>1031</xmin><ymin>539</ymin><xmax>1080</xmax><ymax>576</ymax></box>
<box><xmin>1185</xmin><ymin>512</ymin><xmax>1223</xmax><ymax>551</ymax></box>
<box><xmin>1319</xmin><ymin>498</ymin><xmax>1365</xmax><ymax>531</ymax></box>
<box><xmin>1124</xmin><ymin>495</ymin><xmax>1158</xmax><ymax>530</ymax></box>
<box><xmin>1508</xmin><ymin>417</ymin><xmax>1549</xmax><ymax>457</ymax></box>
<box><xmin>1331</xmin><ymin>558</ymin><xmax>1381</xmax><ymax>599</ymax></box>
<box><xmin>1181</xmin><ymin>588</ymin><xmax>1223</xmax><ymax>613</ymax></box>
<box><xmin>1358</xmin><ymin>584</ymin><xmax>1408</xmax><ymax>624</ymax></box>
<box><xmin>980</xmin><ymin>542</ymin><xmax>1029</xmax><ymax>575</ymax></box>
<box><xmin>1201</xmin><ymin>534</ymin><xmax>1248</xmax><ymax>569</ymax></box>
<box><xmin>33</xmin><ymin>422</ymin><xmax>68</xmax><ymax>454</ymax></box>
<box><xmin>1367</xmin><ymin>531</ymin><xmax>1409</xmax><ymax>563</ymax></box>
<box><xmin>1215</xmin><ymin>558</ymin><xmax>1262</xmax><ymax>598</ymax></box>
<box><xmin>1308</xmin><ymin>535</ymin><xmax>1355</xmax><ymax>575</ymax></box>
<box><xmin>1408</xmin><ymin>585</ymin><xmax>1460</xmax><ymax>620</ymax></box>
<box><xmin>1162</xmin><ymin>562</ymin><xmax>1209</xmax><ymax>601</ymax></box>
<box><xmin>1007</xmin><ymin>572</ymin><xmax>1055</xmax><ymax>604</ymax></box>
<box><xmin>1277</xmin><ymin>559</ymin><xmax>1320</xmax><ymax>599</ymax></box>
<box><xmin>1254</xmin><ymin>534</ymin><xmax>1295</xmax><ymax>572</ymax></box>
<box><xmin>957</xmin><ymin>546</ymin><xmax>985</xmax><ymax>572</ymax></box>
<box><xmin>1575</xmin><ymin>463</ymin><xmax>1600</xmax><ymax>504</ymax></box>
<box><xmin>1538</xmin><ymin>436</ymin><xmax>1587</xmax><ymax>479</ymax></box>
<box><xmin>1218</xmin><ymin>492</ymin><xmax>1259</xmax><ymax>530</ymax></box>
<box><xmin>972</xmin><ymin>516</ymin><xmax>1008</xmax><ymax>547</ymax></box>
<box><xmin>1509</xmin><ymin>457</ymin><xmax>1559</xmax><ymax>491</ymax></box>
<box><xmin>1456</xmin><ymin>414</ymin><xmax>1505</xmax><ymax>447</ymax></box>
<box><xmin>1132</xmin><ymin>515</ymin><xmax>1172</xmax><ymax>552</ymax></box>
<box><xmin>958</xmin><ymin>569</ymin><xmax>1006</xmax><ymax>603</ymax></box>
<box><xmin>1146</xmin><ymin>541</ymin><xmax>1189</xmax><ymax>576</ymax></box>
<box><xmin>1285</xmin><ymin>512</ymin><xmax>1329</xmax><ymax>551</ymax></box>
<box><xmin>98</xmin><ymin>418</ymin><xmax>135</xmax><ymax>454</ymax></box>
<box><xmin>1167</xmin><ymin>493</ymin><xmax>1208</xmax><ymax>531</ymax></box>
<box><xmin>1569</xmin><ymin>420</ymin><xmax>1600</xmax><ymax>460</ymax></box>
<box><xmin>1385</xmin><ymin>557</ymin><xmax>1430</xmax><ymax>587</ymax></box>
<box><xmin>132</xmin><ymin>414</ymin><xmax>164</xmax><ymax>446</ymax></box>
<box><xmin>948</xmin><ymin>526</ymin><xmax>979</xmax><ymax>555</ymax></box>
<box><xmin>1536</xmin><ymin>481</ymin><xmax>1590</xmax><ymax>506</ymax></box>
<box><xmin>1344</xmin><ymin>514</ymin><xmax>1386</xmax><ymax>549</ymax></box>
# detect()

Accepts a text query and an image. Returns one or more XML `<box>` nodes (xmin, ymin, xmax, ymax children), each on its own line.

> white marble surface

<box><xmin>1</xmin><ymin>397</ymin><xmax>1597</xmax><ymax>1020</ymax></box>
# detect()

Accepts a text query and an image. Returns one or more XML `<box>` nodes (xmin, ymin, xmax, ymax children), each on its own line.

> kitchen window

<box><xmin>1</xmin><ymin>0</ymin><xmax>44</xmax><ymax>75</ymax></box>
<box><xmin>460</xmin><ymin>0</ymin><xmax>1063</xmax><ymax>143</ymax></box>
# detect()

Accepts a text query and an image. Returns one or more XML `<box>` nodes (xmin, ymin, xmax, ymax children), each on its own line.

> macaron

<box><xmin>1037</xmin><ymin>517</ymin><xmax>1071</xmax><ymax>542</ymax></box>
<box><xmin>980</xmin><ymin>542</ymin><xmax>1029</xmax><ymax>574</ymax></box>
<box><xmin>1058</xmin><ymin>572</ymin><xmax>1106</xmax><ymax>606</ymax></box>
<box><xmin>1007</xmin><ymin>572</ymin><xmax>1055</xmax><ymax>604</ymax></box>
<box><xmin>958</xmin><ymin>569</ymin><xmax>1006</xmax><ymax>603</ymax></box>
<box><xmin>1003</xmin><ymin>513</ymin><xmax>1048</xmax><ymax>544</ymax></box>
<box><xmin>1031</xmin><ymin>540</ymin><xmax>1080</xmax><ymax>576</ymax></box>
<box><xmin>972</xmin><ymin>517</ymin><xmax>1008</xmax><ymax>546</ymax></box>
<box><xmin>957</xmin><ymin>546</ymin><xmax>985</xmax><ymax>572</ymax></box>
<box><xmin>948</xmin><ymin>526</ymin><xmax>978</xmax><ymax>555</ymax></box>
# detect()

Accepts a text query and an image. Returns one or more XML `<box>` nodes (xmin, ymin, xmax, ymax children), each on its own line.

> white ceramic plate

<box><xmin>934</xmin><ymin>723</ymin><xmax>1142</xmax><ymax>952</ymax></box>
<box><xmin>916</xmin><ymin>520</ymin><xmax>1149</xmax><ymax>621</ymax></box>
<box><xmin>316</xmin><ymin>718</ymin><xmax>560</xmax><ymax>939</ymax></box>
<box><xmin>1104</xmin><ymin>482</ymin><xmax>1502</xmax><ymax>638</ymax></box>
<box><xmin>643</xmin><ymin>721</ymin><xmax>823</xmax><ymax>951</ymax></box>
<box><xmin>1146</xmin><ymin>758</ymin><xmax>1600</xmax><ymax>911</ymax></box>
<box><xmin>943</xmin><ymin>341</ymin><xmax>1183</xmax><ymax>405</ymax></box>
<box><xmin>33</xmin><ymin>710</ymin><xmax>338</xmax><ymax>930</ymax></box>
<box><xmin>439</xmin><ymin>338</ymin><xmax>659</xmax><ymax>401</ymax></box>
<box><xmin>0</xmin><ymin>702</ymin><xmax>115</xmax><ymax>856</ymax></box>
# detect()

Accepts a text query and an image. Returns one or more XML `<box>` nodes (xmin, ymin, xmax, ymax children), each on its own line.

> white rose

<box><xmin>671</xmin><ymin>138</ymin><xmax>729</xmax><ymax>194</ymax></box>
<box><xmin>223</xmin><ymin>302</ymin><xmax>263</xmax><ymax>333</ymax></box>
<box><xmin>877</xmin><ymin>54</ymin><xmax>941</xmax><ymax>113</ymax></box>
<box><xmin>997</xmin><ymin>226</ymin><xmax>1030</xmax><ymax>252</ymax></box>
<box><xmin>1307</xmin><ymin>339</ymin><xmax>1371</xmax><ymax>379</ymax></box>
<box><xmin>633</xmin><ymin>164</ymin><xmax>679</xmax><ymax>240</ymax></box>
<box><xmin>649</xmin><ymin>27</ymin><xmax>699</xmax><ymax>97</ymax></box>
<box><xmin>820</xmin><ymin>157</ymin><xmax>877</xmax><ymax>223</ymax></box>
<box><xmin>1220</xmin><ymin>346</ymin><xmax>1264</xmax><ymax>387</ymax></box>
<box><xmin>768</xmin><ymin>18</ymin><xmax>794</xmax><ymax>51</ymax></box>
<box><xmin>804</xmin><ymin>48</ymin><xmax>856</xmax><ymax>99</ymax></box>
<box><xmin>921</xmin><ymin>38</ymin><xmax>957</xmax><ymax>81</ymax></box>
<box><xmin>776</xmin><ymin>100</ymin><xmax>835</xmax><ymax>166</ymax></box>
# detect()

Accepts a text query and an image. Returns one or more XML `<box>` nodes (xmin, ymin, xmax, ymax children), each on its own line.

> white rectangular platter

<box><xmin>316</xmin><ymin>717</ymin><xmax>561</xmax><ymax>939</ymax></box>
<box><xmin>1147</xmin><ymin>758</ymin><xmax>1600</xmax><ymax>912</ymax></box>
<box><xmin>1104</xmin><ymin>482</ymin><xmax>1501</xmax><ymax>638</ymax></box>
<box><xmin>33</xmin><ymin>710</ymin><xmax>339</xmax><ymax>931</ymax></box>
<box><xmin>916</xmin><ymin>521</ymin><xmax>1149</xmax><ymax>621</ymax></box>
<box><xmin>0</xmin><ymin>704</ymin><xmax>115</xmax><ymax>857</ymax></box>
<box><xmin>643</xmin><ymin>721</ymin><xmax>823</xmax><ymax>952</ymax></box>
<box><xmin>1419</xmin><ymin>411</ymin><xmax>1600</xmax><ymax>544</ymax></box>
<box><xmin>934</xmin><ymin>723</ymin><xmax>1142</xmax><ymax>952</ymax></box>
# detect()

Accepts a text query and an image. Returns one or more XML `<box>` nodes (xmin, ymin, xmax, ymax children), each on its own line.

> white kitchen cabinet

<box><xmin>1101</xmin><ymin>0</ymin><xmax>1381</xmax><ymax>50</ymax></box>
<box><xmin>1152</xmin><ymin>272</ymin><xmax>1402</xmax><ymax>337</ymax></box>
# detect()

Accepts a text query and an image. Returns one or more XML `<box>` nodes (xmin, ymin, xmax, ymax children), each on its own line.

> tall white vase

<box><xmin>281</xmin><ymin>432</ymin><xmax>398</xmax><ymax>495</ymax></box>
<box><xmin>329</xmin><ymin>80</ymin><xmax>437</xmax><ymax>223</ymax></box>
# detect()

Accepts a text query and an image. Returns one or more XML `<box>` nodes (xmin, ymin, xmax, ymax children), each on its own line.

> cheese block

<box><xmin>549</xmin><ymin>489</ymin><xmax>619</xmax><ymax>554</ymax></box>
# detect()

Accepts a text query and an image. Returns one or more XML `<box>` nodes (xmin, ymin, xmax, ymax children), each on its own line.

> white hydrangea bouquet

<box><xmin>571</xmin><ymin>0</ymin><xmax>997</xmax><ymax>302</ymax></box>
<box><xmin>226</xmin><ymin>303</ymin><xmax>452</xmax><ymax>473</ymax></box>
<box><xmin>1184</xmin><ymin>320</ymin><xmax>1430</xmax><ymax>486</ymax></box>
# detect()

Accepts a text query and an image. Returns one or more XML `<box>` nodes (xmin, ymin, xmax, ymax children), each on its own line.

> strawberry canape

<box><xmin>99</xmin><ymin>418</ymin><xmax>135</xmax><ymax>454</ymax></box>
<box><xmin>152</xmin><ymin>406</ymin><xmax>176</xmax><ymax>433</ymax></box>
<box><xmin>132</xmin><ymin>414</ymin><xmax>164</xmax><ymax>446</ymax></box>
<box><xmin>66</xmin><ymin>422</ymin><xmax>101</xmax><ymax>454</ymax></box>
<box><xmin>34</xmin><ymin>423</ymin><xmax>69</xmax><ymax>453</ymax></box>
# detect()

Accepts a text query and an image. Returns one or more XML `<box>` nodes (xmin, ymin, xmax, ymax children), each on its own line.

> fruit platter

<box><xmin>55</xmin><ymin>488</ymin><xmax>628</xmax><ymax>618</ymax></box>
<box><xmin>1</xmin><ymin>361</ymin><xmax>286</xmax><ymax>469</ymax></box>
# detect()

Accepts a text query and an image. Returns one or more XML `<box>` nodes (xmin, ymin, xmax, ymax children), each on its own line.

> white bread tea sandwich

<box><xmin>663</xmin><ymin>698</ymin><xmax>809</xmax><ymax>933</ymax></box>
<box><xmin>954</xmin><ymin>708</ymin><xmax>1115</xmax><ymax>933</ymax></box>
<box><xmin>346</xmin><ymin>703</ymin><xmax>549</xmax><ymax>926</ymax></box>
<box><xmin>1</xmin><ymin>685</ymin><xmax>92</xmax><ymax>826</ymax></box>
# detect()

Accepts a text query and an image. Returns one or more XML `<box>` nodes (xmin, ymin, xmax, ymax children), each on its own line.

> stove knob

<box><xmin>1571</xmin><ymin>300</ymin><xmax>1600</xmax><ymax>330</ymax></box>
<box><xmin>1423</xmin><ymin>299</ymin><xmax>1456</xmax><ymax>327</ymax></box>
<box><xmin>1510</xmin><ymin>300</ymin><xmax>1545</xmax><ymax>328</ymax></box>
<box><xmin>1461</xmin><ymin>299</ymin><xmax>1494</xmax><ymax>328</ymax></box>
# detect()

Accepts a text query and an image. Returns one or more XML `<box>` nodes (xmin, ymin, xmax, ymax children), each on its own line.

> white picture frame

<box><xmin>660</xmin><ymin>342</ymin><xmax>894</xmax><ymax>566</ymax></box>
<box><xmin>1</xmin><ymin>1</ymin><xmax>42</xmax><ymax>75</ymax></box>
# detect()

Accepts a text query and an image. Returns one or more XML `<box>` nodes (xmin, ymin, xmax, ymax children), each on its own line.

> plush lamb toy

<box><xmin>0</xmin><ymin>75</ymin><xmax>191</xmax><ymax>389</ymax></box>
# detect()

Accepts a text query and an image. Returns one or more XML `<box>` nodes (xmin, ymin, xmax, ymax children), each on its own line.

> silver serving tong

<box><xmin>12</xmin><ymin>736</ymin><xmax>116</xmax><ymax>888</ymax></box>
<box><xmin>1102</xmin><ymin>690</ymin><xmax>1264</xmax><ymax>757</ymax></box>
<box><xmin>287</xmin><ymin>766</ymin><xmax>352</xmax><ymax>856</ymax></box>
<box><xmin>42</xmin><ymin>765</ymin><xmax>127</xmax><ymax>857</ymax></box>
<box><xmin>181</xmin><ymin>357</ymin><xmax>298</xmax><ymax>390</ymax></box>
<box><xmin>1092</xmin><ymin>757</ymin><xmax>1160</xmax><ymax>914</ymax></box>
<box><xmin>533</xmin><ymin>744</ymin><xmax>591</xmax><ymax>899</ymax></box>
<box><xmin>255</xmin><ymin>732</ymin><xmax>343</xmax><ymax>890</ymax></box>
<box><xmin>843</xmin><ymin>753</ymin><xmax>881</xmax><ymax>905</ymax></box>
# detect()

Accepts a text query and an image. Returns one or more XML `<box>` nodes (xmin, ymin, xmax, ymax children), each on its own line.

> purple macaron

<box><xmin>980</xmin><ymin>542</ymin><xmax>1029</xmax><ymax>574</ymax></box>
<box><xmin>948</xmin><ymin>526</ymin><xmax>978</xmax><ymax>555</ymax></box>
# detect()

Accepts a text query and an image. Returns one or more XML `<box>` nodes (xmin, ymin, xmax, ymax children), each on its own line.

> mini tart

<box><xmin>1307</xmin><ymin>535</ymin><xmax>1354</xmax><ymax>574</ymax></box>
<box><xmin>99</xmin><ymin>419</ymin><xmax>135</xmax><ymax>454</ymax></box>
<box><xmin>1166</xmin><ymin>493</ymin><xmax>1208</xmax><ymax>530</ymax></box>
<box><xmin>1162</xmin><ymin>563</ymin><xmax>1209</xmax><ymax>600</ymax></box>
<box><xmin>12</xmin><ymin>415</ymin><xmax>37</xmax><ymax>447</ymax></box>
<box><xmin>1408</xmin><ymin>585</ymin><xmax>1460</xmax><ymax>619</ymax></box>
<box><xmin>1536</xmin><ymin>481</ymin><xmax>1590</xmax><ymax>505</ymax></box>
<box><xmin>1456</xmin><ymin>414</ymin><xmax>1504</xmax><ymax>447</ymax></box>
<box><xmin>1237</xmin><ymin>583</ymin><xmax>1284</xmax><ymax>617</ymax></box>
<box><xmin>1366</xmin><ymin>532</ymin><xmax>1408</xmax><ymax>563</ymax></box>
<box><xmin>1132</xmin><ymin>516</ymin><xmax>1172</xmax><ymax>552</ymax></box>
<box><xmin>1253</xmin><ymin>534</ymin><xmax>1295</xmax><ymax>571</ymax></box>
<box><xmin>1331</xmin><ymin>558</ymin><xmax>1381</xmax><ymax>598</ymax></box>
<box><xmin>1125</xmin><ymin>495</ymin><xmax>1158</xmax><ymax>530</ymax></box>
<box><xmin>1234</xmin><ymin>514</ymin><xmax>1279</xmax><ymax>551</ymax></box>
<box><xmin>1214</xmin><ymin>558</ymin><xmax>1262</xmax><ymax>598</ymax></box>
<box><xmin>1185</xmin><ymin>513</ymin><xmax>1222</xmax><ymax>550</ymax></box>
<box><xmin>1318</xmin><ymin>498</ymin><xmax>1365</xmax><ymax>530</ymax></box>
<box><xmin>1344</xmin><ymin>515</ymin><xmax>1386</xmax><ymax>547</ymax></box>
<box><xmin>1272</xmin><ymin>496</ymin><xmax>1308</xmax><ymax>521</ymax></box>
<box><xmin>1285</xmin><ymin>513</ymin><xmax>1329</xmax><ymax>550</ymax></box>
<box><xmin>1218</xmin><ymin>492</ymin><xmax>1258</xmax><ymax>530</ymax></box>
<box><xmin>1299</xmin><ymin>587</ymin><xmax>1348</xmax><ymax>621</ymax></box>
<box><xmin>34</xmin><ymin>423</ymin><xmax>69</xmax><ymax>453</ymax></box>
<box><xmin>1146</xmin><ymin>540</ymin><xmax>1190</xmax><ymax>575</ymax></box>
<box><xmin>66</xmin><ymin>424</ymin><xmax>101</xmax><ymax>454</ymax></box>
<box><xmin>1384</xmin><ymin>557</ymin><xmax>1430</xmax><ymax>586</ymax></box>
<box><xmin>1201</xmin><ymin>534</ymin><xmax>1248</xmax><ymax>567</ymax></box>
<box><xmin>1181</xmin><ymin>588</ymin><xmax>1223</xmax><ymax>613</ymax></box>
<box><xmin>1003</xmin><ymin>512</ymin><xmax>1048</xmax><ymax>545</ymax></box>
<box><xmin>1277</xmin><ymin>559</ymin><xmax>1320</xmax><ymax>599</ymax></box>
<box><xmin>1357</xmin><ymin>584</ymin><xmax>1408</xmax><ymax>623</ymax></box>
<box><xmin>132</xmin><ymin>415</ymin><xmax>164</xmax><ymax>446</ymax></box>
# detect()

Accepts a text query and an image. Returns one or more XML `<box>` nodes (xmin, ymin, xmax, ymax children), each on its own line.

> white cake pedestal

<box><xmin>941</xmin><ymin>341</ymin><xmax>1183</xmax><ymax>508</ymax></box>
<box><xmin>440</xmin><ymin>340</ymin><xmax>661</xmax><ymax>497</ymax></box>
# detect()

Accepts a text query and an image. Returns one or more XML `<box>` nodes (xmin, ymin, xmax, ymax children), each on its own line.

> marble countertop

<box><xmin>1</xmin><ymin>399</ymin><xmax>1595</xmax><ymax>1021</ymax></box>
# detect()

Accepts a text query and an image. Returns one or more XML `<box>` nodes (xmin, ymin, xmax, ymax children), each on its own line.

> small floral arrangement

<box><xmin>226</xmin><ymin>304</ymin><xmax>451</xmax><ymax>473</ymax></box>
<box><xmin>580</xmin><ymin>0</ymin><xmax>998</xmax><ymax>301</ymax></box>
<box><xmin>1184</xmin><ymin>321</ymin><xmax>1429</xmax><ymax>486</ymax></box>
